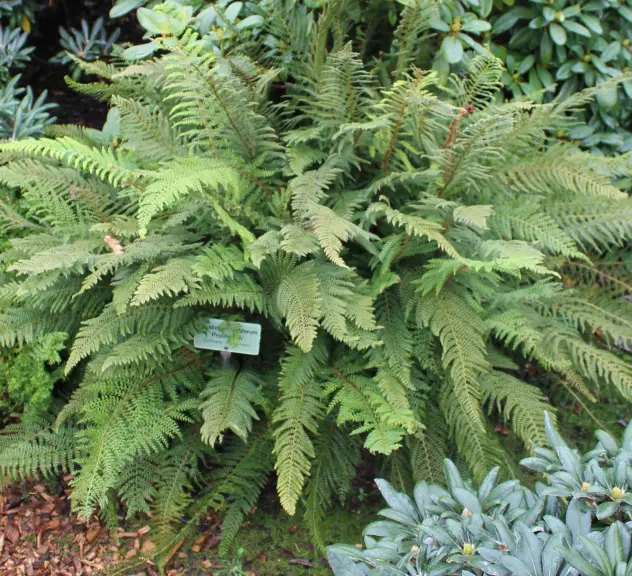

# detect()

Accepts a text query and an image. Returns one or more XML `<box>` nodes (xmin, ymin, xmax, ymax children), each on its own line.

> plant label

<box><xmin>194</xmin><ymin>318</ymin><xmax>261</xmax><ymax>355</ymax></box>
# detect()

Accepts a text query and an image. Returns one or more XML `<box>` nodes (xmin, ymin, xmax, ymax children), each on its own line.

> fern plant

<box><xmin>0</xmin><ymin>0</ymin><xmax>630</xmax><ymax>566</ymax></box>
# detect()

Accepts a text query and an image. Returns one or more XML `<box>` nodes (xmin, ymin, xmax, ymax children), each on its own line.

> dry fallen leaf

<box><xmin>86</xmin><ymin>526</ymin><xmax>101</xmax><ymax>545</ymax></box>
<box><xmin>5</xmin><ymin>524</ymin><xmax>20</xmax><ymax>545</ymax></box>
<box><xmin>141</xmin><ymin>539</ymin><xmax>156</xmax><ymax>555</ymax></box>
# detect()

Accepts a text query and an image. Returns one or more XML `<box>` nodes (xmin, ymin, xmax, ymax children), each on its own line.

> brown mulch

<box><xmin>0</xmin><ymin>477</ymin><xmax>202</xmax><ymax>576</ymax></box>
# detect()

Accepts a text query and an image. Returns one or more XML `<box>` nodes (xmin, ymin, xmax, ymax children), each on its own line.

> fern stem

<box><xmin>189</xmin><ymin>59</ymin><xmax>256</xmax><ymax>161</ymax></box>
<box><xmin>558</xmin><ymin>377</ymin><xmax>613</xmax><ymax>434</ymax></box>
<box><xmin>382</xmin><ymin>98</ymin><xmax>408</xmax><ymax>175</ymax></box>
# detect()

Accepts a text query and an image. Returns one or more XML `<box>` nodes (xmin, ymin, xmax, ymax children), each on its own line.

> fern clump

<box><xmin>0</xmin><ymin>0</ymin><xmax>630</xmax><ymax>564</ymax></box>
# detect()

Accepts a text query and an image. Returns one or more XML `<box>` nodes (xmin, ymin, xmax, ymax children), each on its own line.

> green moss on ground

<box><xmin>196</xmin><ymin>495</ymin><xmax>381</xmax><ymax>575</ymax></box>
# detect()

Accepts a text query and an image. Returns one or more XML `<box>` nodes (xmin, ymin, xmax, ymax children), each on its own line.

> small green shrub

<box><xmin>0</xmin><ymin>332</ymin><xmax>66</xmax><ymax>423</ymax></box>
<box><xmin>329</xmin><ymin>413</ymin><xmax>632</xmax><ymax>575</ymax></box>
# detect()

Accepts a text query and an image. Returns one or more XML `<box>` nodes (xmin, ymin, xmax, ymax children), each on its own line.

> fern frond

<box><xmin>200</xmin><ymin>368</ymin><xmax>267</xmax><ymax>446</ymax></box>
<box><xmin>290</xmin><ymin>162</ymin><xmax>371</xmax><ymax>266</ymax></box>
<box><xmin>0</xmin><ymin>137</ymin><xmax>134</xmax><ymax>186</ymax></box>
<box><xmin>490</xmin><ymin>204</ymin><xmax>586</xmax><ymax>260</ymax></box>
<box><xmin>416</xmin><ymin>288</ymin><xmax>501</xmax><ymax>480</ymax></box>
<box><xmin>273</xmin><ymin>341</ymin><xmax>328</xmax><ymax>515</ymax></box>
<box><xmin>481</xmin><ymin>371</ymin><xmax>551</xmax><ymax>447</ymax></box>
<box><xmin>114</xmin><ymin>96</ymin><xmax>185</xmax><ymax>163</ymax></box>
<box><xmin>304</xmin><ymin>421</ymin><xmax>360</xmax><ymax>552</ymax></box>
<box><xmin>0</xmin><ymin>422</ymin><xmax>75</xmax><ymax>481</ymax></box>
<box><xmin>368</xmin><ymin>202</ymin><xmax>460</xmax><ymax>259</ymax></box>
<box><xmin>203</xmin><ymin>431</ymin><xmax>273</xmax><ymax>555</ymax></box>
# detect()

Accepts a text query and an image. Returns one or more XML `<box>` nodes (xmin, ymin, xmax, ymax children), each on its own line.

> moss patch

<box><xmin>196</xmin><ymin>495</ymin><xmax>381</xmax><ymax>575</ymax></box>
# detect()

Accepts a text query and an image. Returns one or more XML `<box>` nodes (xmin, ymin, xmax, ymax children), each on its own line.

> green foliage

<box><xmin>422</xmin><ymin>0</ymin><xmax>632</xmax><ymax>153</ymax></box>
<box><xmin>51</xmin><ymin>18</ymin><xmax>121</xmax><ymax>81</ymax></box>
<box><xmin>0</xmin><ymin>21</ymin><xmax>55</xmax><ymax>139</ymax></box>
<box><xmin>0</xmin><ymin>0</ymin><xmax>630</xmax><ymax>568</ymax></box>
<box><xmin>329</xmin><ymin>414</ymin><xmax>632</xmax><ymax>575</ymax></box>
<box><xmin>122</xmin><ymin>0</ymin><xmax>632</xmax><ymax>153</ymax></box>
<box><xmin>0</xmin><ymin>332</ymin><xmax>66</xmax><ymax>423</ymax></box>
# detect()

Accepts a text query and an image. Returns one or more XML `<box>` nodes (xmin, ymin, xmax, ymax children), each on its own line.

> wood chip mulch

<box><xmin>0</xmin><ymin>476</ymin><xmax>195</xmax><ymax>575</ymax></box>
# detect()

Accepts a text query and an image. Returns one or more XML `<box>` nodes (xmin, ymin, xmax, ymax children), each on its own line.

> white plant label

<box><xmin>194</xmin><ymin>318</ymin><xmax>261</xmax><ymax>355</ymax></box>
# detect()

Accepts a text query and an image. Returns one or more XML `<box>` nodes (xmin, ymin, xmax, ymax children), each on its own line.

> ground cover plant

<box><xmin>0</xmin><ymin>0</ymin><xmax>630</xmax><ymax>571</ymax></box>
<box><xmin>329</xmin><ymin>414</ymin><xmax>632</xmax><ymax>575</ymax></box>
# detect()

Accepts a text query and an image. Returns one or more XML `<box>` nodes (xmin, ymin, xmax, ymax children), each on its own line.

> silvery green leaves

<box><xmin>0</xmin><ymin>25</ymin><xmax>33</xmax><ymax>76</ymax></box>
<box><xmin>331</xmin><ymin>418</ymin><xmax>632</xmax><ymax>575</ymax></box>
<box><xmin>50</xmin><ymin>17</ymin><xmax>120</xmax><ymax>80</ymax></box>
<box><xmin>329</xmin><ymin>458</ymin><xmax>542</xmax><ymax>575</ymax></box>
<box><xmin>521</xmin><ymin>413</ymin><xmax>632</xmax><ymax>523</ymax></box>
<box><xmin>561</xmin><ymin>522</ymin><xmax>632</xmax><ymax>576</ymax></box>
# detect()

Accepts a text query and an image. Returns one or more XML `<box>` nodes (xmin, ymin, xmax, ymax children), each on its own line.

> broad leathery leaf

<box><xmin>520</xmin><ymin>457</ymin><xmax>552</xmax><ymax>473</ymax></box>
<box><xmin>544</xmin><ymin>411</ymin><xmax>566</xmax><ymax>451</ymax></box>
<box><xmin>623</xmin><ymin>419</ymin><xmax>632</xmax><ymax>448</ymax></box>
<box><xmin>484</xmin><ymin>480</ymin><xmax>520</xmax><ymax>507</ymax></box>
<box><xmin>414</xmin><ymin>481</ymin><xmax>433</xmax><ymax>514</ymax></box>
<box><xmin>363</xmin><ymin>520</ymin><xmax>406</xmax><ymax>539</ymax></box>
<box><xmin>492</xmin><ymin>518</ymin><xmax>517</xmax><ymax>554</ymax></box>
<box><xmin>579</xmin><ymin>13</ymin><xmax>602</xmax><ymax>33</ymax></box>
<box><xmin>327</xmin><ymin>548</ymin><xmax>371</xmax><ymax>576</ymax></box>
<box><xmin>374</xmin><ymin>479</ymin><xmax>419</xmax><ymax>522</ymax></box>
<box><xmin>561</xmin><ymin>547</ymin><xmax>601</xmax><ymax>576</ymax></box>
<box><xmin>500</xmin><ymin>555</ymin><xmax>534</xmax><ymax>575</ymax></box>
<box><xmin>562</xmin><ymin>20</ymin><xmax>590</xmax><ymax>37</ymax></box>
<box><xmin>461</xmin><ymin>19</ymin><xmax>491</xmax><ymax>33</ymax></box>
<box><xmin>136</xmin><ymin>7</ymin><xmax>167</xmax><ymax>34</ymax></box>
<box><xmin>194</xmin><ymin>6</ymin><xmax>217</xmax><ymax>33</ymax></box>
<box><xmin>605</xmin><ymin>523</ymin><xmax>626</xmax><ymax>567</ymax></box>
<box><xmin>453</xmin><ymin>487</ymin><xmax>482</xmax><ymax>514</ymax></box>
<box><xmin>110</xmin><ymin>0</ymin><xmax>144</xmax><ymax>18</ymax></box>
<box><xmin>378</xmin><ymin>508</ymin><xmax>419</xmax><ymax>525</ymax></box>
<box><xmin>476</xmin><ymin>550</ymin><xmax>510</xmax><ymax>575</ymax></box>
<box><xmin>566</xmin><ymin>499</ymin><xmax>591</xmax><ymax>542</ymax></box>
<box><xmin>616</xmin><ymin>461</ymin><xmax>627</xmax><ymax>486</ymax></box>
<box><xmin>444</xmin><ymin>459</ymin><xmax>464</xmax><ymax>492</ymax></box>
<box><xmin>222</xmin><ymin>2</ymin><xmax>243</xmax><ymax>22</ymax></box>
<box><xmin>620</xmin><ymin>5</ymin><xmax>632</xmax><ymax>22</ymax></box>
<box><xmin>543</xmin><ymin>515</ymin><xmax>568</xmax><ymax>537</ymax></box>
<box><xmin>542</xmin><ymin>532</ymin><xmax>564</xmax><ymax>576</ymax></box>
<box><xmin>478</xmin><ymin>466</ymin><xmax>499</xmax><ymax>501</ymax></box>
<box><xmin>601</xmin><ymin>42</ymin><xmax>621</xmax><ymax>63</ymax></box>
<box><xmin>478</xmin><ymin>0</ymin><xmax>493</xmax><ymax>17</ymax></box>
<box><xmin>557</xmin><ymin>446</ymin><xmax>582</xmax><ymax>481</ymax></box>
<box><xmin>549</xmin><ymin>23</ymin><xmax>567</xmax><ymax>45</ymax></box>
<box><xmin>494</xmin><ymin>7</ymin><xmax>533</xmax><ymax>33</ymax></box>
<box><xmin>515</xmin><ymin>522</ymin><xmax>543</xmax><ymax>576</ymax></box>
<box><xmin>442</xmin><ymin>35</ymin><xmax>463</xmax><ymax>63</ymax></box>
<box><xmin>596</xmin><ymin>84</ymin><xmax>618</xmax><ymax>110</ymax></box>
<box><xmin>579</xmin><ymin>535</ymin><xmax>614</xmax><ymax>574</ymax></box>
<box><xmin>597</xmin><ymin>501</ymin><xmax>619</xmax><ymax>520</ymax></box>
<box><xmin>122</xmin><ymin>41</ymin><xmax>156</xmax><ymax>61</ymax></box>
<box><xmin>236</xmin><ymin>15</ymin><xmax>264</xmax><ymax>29</ymax></box>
